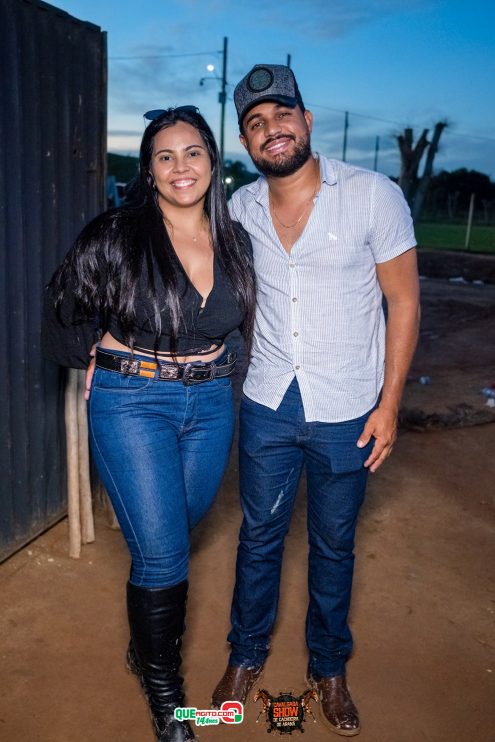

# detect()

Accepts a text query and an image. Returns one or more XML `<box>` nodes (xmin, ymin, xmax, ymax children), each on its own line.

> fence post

<box><xmin>465</xmin><ymin>192</ymin><xmax>475</xmax><ymax>251</ymax></box>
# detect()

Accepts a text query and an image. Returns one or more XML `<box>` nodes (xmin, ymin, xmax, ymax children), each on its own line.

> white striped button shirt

<box><xmin>230</xmin><ymin>155</ymin><xmax>416</xmax><ymax>423</ymax></box>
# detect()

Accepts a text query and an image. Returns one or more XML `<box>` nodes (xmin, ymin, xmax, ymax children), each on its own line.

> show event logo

<box><xmin>254</xmin><ymin>688</ymin><xmax>318</xmax><ymax>734</ymax></box>
<box><xmin>174</xmin><ymin>701</ymin><xmax>243</xmax><ymax>727</ymax></box>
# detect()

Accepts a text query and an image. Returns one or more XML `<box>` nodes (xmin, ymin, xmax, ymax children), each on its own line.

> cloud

<box><xmin>179</xmin><ymin>0</ymin><xmax>433</xmax><ymax>40</ymax></box>
<box><xmin>108</xmin><ymin>129</ymin><xmax>143</xmax><ymax>137</ymax></box>
<box><xmin>102</xmin><ymin>0</ymin><xmax>492</xmax><ymax>177</ymax></box>
<box><xmin>106</xmin><ymin>0</ymin><xmax>433</xmax><ymax>120</ymax></box>
<box><xmin>254</xmin><ymin>0</ymin><xmax>431</xmax><ymax>39</ymax></box>
<box><xmin>110</xmin><ymin>60</ymin><xmax>195</xmax><ymax>115</ymax></box>
<box><xmin>309</xmin><ymin>111</ymin><xmax>495</xmax><ymax>178</ymax></box>
<box><xmin>435</xmin><ymin>133</ymin><xmax>495</xmax><ymax>178</ymax></box>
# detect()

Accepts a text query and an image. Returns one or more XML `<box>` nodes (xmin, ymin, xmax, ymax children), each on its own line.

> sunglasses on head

<box><xmin>144</xmin><ymin>106</ymin><xmax>200</xmax><ymax>121</ymax></box>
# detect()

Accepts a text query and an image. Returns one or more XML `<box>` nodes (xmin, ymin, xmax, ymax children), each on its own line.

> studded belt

<box><xmin>95</xmin><ymin>348</ymin><xmax>236</xmax><ymax>385</ymax></box>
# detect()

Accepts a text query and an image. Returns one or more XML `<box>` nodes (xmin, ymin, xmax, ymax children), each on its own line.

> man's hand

<box><xmin>84</xmin><ymin>346</ymin><xmax>96</xmax><ymax>401</ymax></box>
<box><xmin>357</xmin><ymin>406</ymin><xmax>398</xmax><ymax>473</ymax></box>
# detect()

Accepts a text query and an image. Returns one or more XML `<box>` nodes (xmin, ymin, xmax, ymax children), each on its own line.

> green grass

<box><xmin>415</xmin><ymin>223</ymin><xmax>495</xmax><ymax>254</ymax></box>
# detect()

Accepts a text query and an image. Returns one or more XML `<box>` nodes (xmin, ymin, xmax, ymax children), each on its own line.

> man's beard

<box><xmin>250</xmin><ymin>134</ymin><xmax>312</xmax><ymax>178</ymax></box>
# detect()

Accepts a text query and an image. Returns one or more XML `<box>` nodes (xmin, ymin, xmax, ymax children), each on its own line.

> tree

<box><xmin>223</xmin><ymin>160</ymin><xmax>258</xmax><ymax>191</ymax></box>
<box><xmin>397</xmin><ymin>122</ymin><xmax>447</xmax><ymax>221</ymax></box>
<box><xmin>107</xmin><ymin>152</ymin><xmax>139</xmax><ymax>182</ymax></box>
<box><xmin>424</xmin><ymin>169</ymin><xmax>495</xmax><ymax>223</ymax></box>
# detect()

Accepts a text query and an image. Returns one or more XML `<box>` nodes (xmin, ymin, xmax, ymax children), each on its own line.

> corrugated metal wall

<box><xmin>0</xmin><ymin>0</ymin><xmax>107</xmax><ymax>561</ymax></box>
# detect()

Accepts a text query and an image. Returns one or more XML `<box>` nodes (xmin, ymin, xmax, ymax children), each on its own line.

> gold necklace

<box><xmin>271</xmin><ymin>199</ymin><xmax>310</xmax><ymax>229</ymax></box>
<box><xmin>269</xmin><ymin>167</ymin><xmax>320</xmax><ymax>230</ymax></box>
<box><xmin>165</xmin><ymin>216</ymin><xmax>208</xmax><ymax>243</ymax></box>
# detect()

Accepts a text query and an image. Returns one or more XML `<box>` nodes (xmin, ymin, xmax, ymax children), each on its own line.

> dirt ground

<box><xmin>1</xmin><ymin>277</ymin><xmax>494</xmax><ymax>742</ymax></box>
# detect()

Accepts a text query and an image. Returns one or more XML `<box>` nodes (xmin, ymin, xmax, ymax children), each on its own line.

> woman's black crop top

<box><xmin>42</xmin><ymin>222</ymin><xmax>252</xmax><ymax>369</ymax></box>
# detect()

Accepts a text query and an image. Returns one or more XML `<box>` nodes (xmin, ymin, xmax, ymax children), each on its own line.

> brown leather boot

<box><xmin>306</xmin><ymin>672</ymin><xmax>360</xmax><ymax>736</ymax></box>
<box><xmin>211</xmin><ymin>664</ymin><xmax>264</xmax><ymax>708</ymax></box>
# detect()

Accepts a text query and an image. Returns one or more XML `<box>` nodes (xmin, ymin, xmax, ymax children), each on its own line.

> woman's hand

<box><xmin>84</xmin><ymin>345</ymin><xmax>96</xmax><ymax>401</ymax></box>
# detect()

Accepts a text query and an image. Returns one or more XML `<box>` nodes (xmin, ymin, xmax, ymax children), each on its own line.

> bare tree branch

<box><xmin>397</xmin><ymin>122</ymin><xmax>448</xmax><ymax>220</ymax></box>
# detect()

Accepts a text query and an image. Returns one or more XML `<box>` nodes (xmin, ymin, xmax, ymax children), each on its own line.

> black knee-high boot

<box><xmin>126</xmin><ymin>581</ymin><xmax>196</xmax><ymax>742</ymax></box>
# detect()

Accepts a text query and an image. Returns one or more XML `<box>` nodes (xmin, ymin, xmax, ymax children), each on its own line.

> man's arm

<box><xmin>357</xmin><ymin>247</ymin><xmax>420</xmax><ymax>472</ymax></box>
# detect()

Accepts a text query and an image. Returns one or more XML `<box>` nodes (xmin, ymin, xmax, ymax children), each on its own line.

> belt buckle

<box><xmin>182</xmin><ymin>364</ymin><xmax>215</xmax><ymax>386</ymax></box>
<box><xmin>120</xmin><ymin>358</ymin><xmax>140</xmax><ymax>375</ymax></box>
<box><xmin>121</xmin><ymin>357</ymin><xmax>157</xmax><ymax>378</ymax></box>
<box><xmin>158</xmin><ymin>364</ymin><xmax>180</xmax><ymax>381</ymax></box>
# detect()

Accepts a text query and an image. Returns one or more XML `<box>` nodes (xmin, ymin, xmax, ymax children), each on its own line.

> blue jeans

<box><xmin>88</xmin><ymin>348</ymin><xmax>234</xmax><ymax>588</ymax></box>
<box><xmin>228</xmin><ymin>378</ymin><xmax>373</xmax><ymax>677</ymax></box>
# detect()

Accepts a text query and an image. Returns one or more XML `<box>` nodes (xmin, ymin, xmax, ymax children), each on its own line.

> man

<box><xmin>211</xmin><ymin>64</ymin><xmax>420</xmax><ymax>736</ymax></box>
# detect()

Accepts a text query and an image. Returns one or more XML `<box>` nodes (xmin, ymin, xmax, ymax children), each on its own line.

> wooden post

<box><xmin>65</xmin><ymin>369</ymin><xmax>96</xmax><ymax>557</ymax></box>
<box><xmin>465</xmin><ymin>193</ymin><xmax>475</xmax><ymax>251</ymax></box>
<box><xmin>65</xmin><ymin>368</ymin><xmax>81</xmax><ymax>558</ymax></box>
<box><xmin>77</xmin><ymin>370</ymin><xmax>95</xmax><ymax>544</ymax></box>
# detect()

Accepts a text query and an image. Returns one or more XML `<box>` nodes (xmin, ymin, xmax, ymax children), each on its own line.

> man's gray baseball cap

<box><xmin>234</xmin><ymin>64</ymin><xmax>305</xmax><ymax>126</ymax></box>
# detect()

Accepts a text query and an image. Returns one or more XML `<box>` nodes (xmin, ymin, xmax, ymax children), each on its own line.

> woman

<box><xmin>43</xmin><ymin>107</ymin><xmax>255</xmax><ymax>742</ymax></box>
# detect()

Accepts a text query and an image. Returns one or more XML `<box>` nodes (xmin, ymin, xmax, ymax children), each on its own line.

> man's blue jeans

<box><xmin>228</xmin><ymin>378</ymin><xmax>373</xmax><ymax>678</ymax></box>
<box><xmin>88</xmin><ymin>349</ymin><xmax>234</xmax><ymax>589</ymax></box>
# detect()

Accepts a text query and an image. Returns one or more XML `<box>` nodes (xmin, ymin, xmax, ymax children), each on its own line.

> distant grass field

<box><xmin>415</xmin><ymin>223</ymin><xmax>495</xmax><ymax>254</ymax></box>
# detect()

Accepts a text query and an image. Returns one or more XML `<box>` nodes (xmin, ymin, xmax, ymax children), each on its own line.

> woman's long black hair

<box><xmin>50</xmin><ymin>107</ymin><xmax>255</xmax><ymax>355</ymax></box>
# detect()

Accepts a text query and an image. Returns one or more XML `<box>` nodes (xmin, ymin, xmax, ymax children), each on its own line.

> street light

<box><xmin>199</xmin><ymin>37</ymin><xmax>228</xmax><ymax>168</ymax></box>
<box><xmin>224</xmin><ymin>175</ymin><xmax>234</xmax><ymax>198</ymax></box>
<box><xmin>199</xmin><ymin>68</ymin><xmax>219</xmax><ymax>85</ymax></box>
